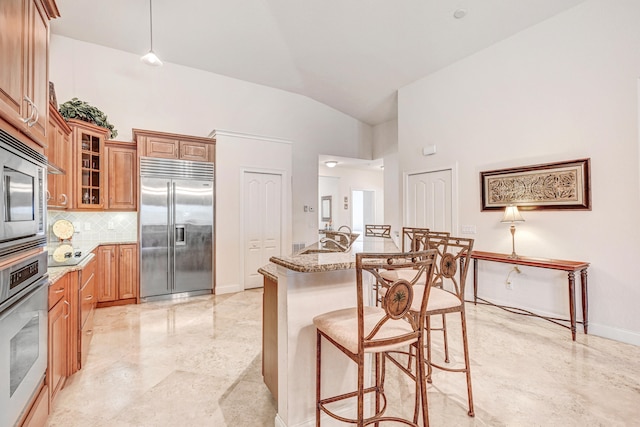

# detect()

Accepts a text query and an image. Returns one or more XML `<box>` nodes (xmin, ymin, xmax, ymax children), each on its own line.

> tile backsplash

<box><xmin>48</xmin><ymin>211</ymin><xmax>137</xmax><ymax>246</ymax></box>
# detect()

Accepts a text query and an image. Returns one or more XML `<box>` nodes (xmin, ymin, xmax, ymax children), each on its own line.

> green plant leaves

<box><xmin>58</xmin><ymin>97</ymin><xmax>118</xmax><ymax>139</ymax></box>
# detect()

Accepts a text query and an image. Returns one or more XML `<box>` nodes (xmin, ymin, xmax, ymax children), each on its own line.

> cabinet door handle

<box><xmin>63</xmin><ymin>300</ymin><xmax>70</xmax><ymax>319</ymax></box>
<box><xmin>28</xmin><ymin>104</ymin><xmax>39</xmax><ymax>127</ymax></box>
<box><xmin>84</xmin><ymin>295</ymin><xmax>93</xmax><ymax>300</ymax></box>
<box><xmin>46</xmin><ymin>190</ymin><xmax>51</xmax><ymax>201</ymax></box>
<box><xmin>60</xmin><ymin>194</ymin><xmax>68</xmax><ymax>205</ymax></box>
<box><xmin>22</xmin><ymin>96</ymin><xmax>35</xmax><ymax>123</ymax></box>
<box><xmin>54</xmin><ymin>287</ymin><xmax>64</xmax><ymax>294</ymax></box>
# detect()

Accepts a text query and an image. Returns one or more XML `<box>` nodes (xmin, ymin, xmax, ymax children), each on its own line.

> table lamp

<box><xmin>501</xmin><ymin>205</ymin><xmax>524</xmax><ymax>259</ymax></box>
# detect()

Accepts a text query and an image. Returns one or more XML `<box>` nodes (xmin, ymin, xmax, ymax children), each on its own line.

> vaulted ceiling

<box><xmin>51</xmin><ymin>0</ymin><xmax>587</xmax><ymax>126</ymax></box>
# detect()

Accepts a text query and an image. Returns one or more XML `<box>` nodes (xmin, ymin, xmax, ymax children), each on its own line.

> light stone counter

<box><xmin>269</xmin><ymin>235</ymin><xmax>399</xmax><ymax>273</ymax></box>
<box><xmin>48</xmin><ymin>252</ymin><xmax>96</xmax><ymax>285</ymax></box>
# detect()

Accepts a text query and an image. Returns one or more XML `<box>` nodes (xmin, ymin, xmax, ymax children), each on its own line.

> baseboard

<box><xmin>587</xmin><ymin>323</ymin><xmax>640</xmax><ymax>346</ymax></box>
<box><xmin>214</xmin><ymin>282</ymin><xmax>242</xmax><ymax>295</ymax></box>
<box><xmin>274</xmin><ymin>414</ymin><xmax>287</xmax><ymax>427</ymax></box>
<box><xmin>467</xmin><ymin>296</ymin><xmax>640</xmax><ymax>346</ymax></box>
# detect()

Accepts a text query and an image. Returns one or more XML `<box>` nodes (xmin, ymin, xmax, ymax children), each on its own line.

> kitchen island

<box><xmin>260</xmin><ymin>235</ymin><xmax>398</xmax><ymax>427</ymax></box>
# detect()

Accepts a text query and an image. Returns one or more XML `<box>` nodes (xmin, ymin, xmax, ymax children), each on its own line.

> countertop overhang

<box><xmin>268</xmin><ymin>235</ymin><xmax>399</xmax><ymax>273</ymax></box>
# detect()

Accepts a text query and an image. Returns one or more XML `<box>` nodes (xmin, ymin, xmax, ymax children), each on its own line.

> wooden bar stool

<box><xmin>381</xmin><ymin>228</ymin><xmax>452</xmax><ymax>362</ymax></box>
<box><xmin>365</xmin><ymin>224</ymin><xmax>392</xmax><ymax>238</ymax></box>
<box><xmin>313</xmin><ymin>250</ymin><xmax>437</xmax><ymax>426</ymax></box>
<box><xmin>384</xmin><ymin>235</ymin><xmax>476</xmax><ymax>417</ymax></box>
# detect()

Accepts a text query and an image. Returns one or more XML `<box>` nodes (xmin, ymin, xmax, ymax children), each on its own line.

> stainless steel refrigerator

<box><xmin>139</xmin><ymin>157</ymin><xmax>214</xmax><ymax>299</ymax></box>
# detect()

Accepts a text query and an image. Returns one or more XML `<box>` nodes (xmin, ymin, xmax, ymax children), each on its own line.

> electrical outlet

<box><xmin>461</xmin><ymin>225</ymin><xmax>477</xmax><ymax>234</ymax></box>
<box><xmin>304</xmin><ymin>205</ymin><xmax>308</xmax><ymax>212</ymax></box>
<box><xmin>309</xmin><ymin>206</ymin><xmax>314</xmax><ymax>212</ymax></box>
<box><xmin>107</xmin><ymin>221</ymin><xmax>115</xmax><ymax>230</ymax></box>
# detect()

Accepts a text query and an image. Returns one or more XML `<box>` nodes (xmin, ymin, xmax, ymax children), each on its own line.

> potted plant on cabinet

<box><xmin>58</xmin><ymin>97</ymin><xmax>118</xmax><ymax>139</ymax></box>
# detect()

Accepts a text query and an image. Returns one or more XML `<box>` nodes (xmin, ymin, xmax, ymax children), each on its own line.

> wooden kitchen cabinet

<box><xmin>97</xmin><ymin>243</ymin><xmax>139</xmax><ymax>307</ymax></box>
<box><xmin>105</xmin><ymin>141</ymin><xmax>137</xmax><ymax>210</ymax></box>
<box><xmin>96</xmin><ymin>245</ymin><xmax>116</xmax><ymax>302</ymax></box>
<box><xmin>19</xmin><ymin>383</ymin><xmax>48</xmax><ymax>427</ymax></box>
<box><xmin>69</xmin><ymin>119</ymin><xmax>108</xmax><ymax>210</ymax></box>
<box><xmin>48</xmin><ymin>273</ymin><xmax>70</xmax><ymax>407</ymax></box>
<box><xmin>118</xmin><ymin>244</ymin><xmax>138</xmax><ymax>300</ymax></box>
<box><xmin>46</xmin><ymin>104</ymin><xmax>72</xmax><ymax>209</ymax></box>
<box><xmin>133</xmin><ymin>128</ymin><xmax>215</xmax><ymax>163</ymax></box>
<box><xmin>262</xmin><ymin>274</ymin><xmax>278</xmax><ymax>401</ymax></box>
<box><xmin>179</xmin><ymin>140</ymin><xmax>211</xmax><ymax>161</ymax></box>
<box><xmin>0</xmin><ymin>0</ymin><xmax>58</xmax><ymax>148</ymax></box>
<box><xmin>78</xmin><ymin>254</ymin><xmax>97</xmax><ymax>370</ymax></box>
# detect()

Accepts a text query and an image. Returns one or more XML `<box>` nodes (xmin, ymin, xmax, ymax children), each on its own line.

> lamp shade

<box><xmin>501</xmin><ymin>205</ymin><xmax>524</xmax><ymax>223</ymax></box>
<box><xmin>141</xmin><ymin>51</ymin><xmax>163</xmax><ymax>66</ymax></box>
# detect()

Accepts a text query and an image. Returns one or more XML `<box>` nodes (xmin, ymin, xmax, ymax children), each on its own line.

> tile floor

<box><xmin>46</xmin><ymin>289</ymin><xmax>640</xmax><ymax>426</ymax></box>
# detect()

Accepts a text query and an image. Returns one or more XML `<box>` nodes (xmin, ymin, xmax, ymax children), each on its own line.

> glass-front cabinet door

<box><xmin>68</xmin><ymin>119</ymin><xmax>108</xmax><ymax>209</ymax></box>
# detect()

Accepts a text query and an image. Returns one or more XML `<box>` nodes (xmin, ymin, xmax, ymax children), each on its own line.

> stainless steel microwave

<box><xmin>0</xmin><ymin>129</ymin><xmax>46</xmax><ymax>258</ymax></box>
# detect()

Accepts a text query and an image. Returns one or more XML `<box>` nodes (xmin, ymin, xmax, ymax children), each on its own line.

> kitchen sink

<box><xmin>297</xmin><ymin>248</ymin><xmax>341</xmax><ymax>255</ymax></box>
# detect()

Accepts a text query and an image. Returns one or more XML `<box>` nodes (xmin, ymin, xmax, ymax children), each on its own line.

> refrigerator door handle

<box><xmin>172</xmin><ymin>182</ymin><xmax>177</xmax><ymax>289</ymax></box>
<box><xmin>175</xmin><ymin>225</ymin><xmax>186</xmax><ymax>246</ymax></box>
<box><xmin>167</xmin><ymin>182</ymin><xmax>173</xmax><ymax>291</ymax></box>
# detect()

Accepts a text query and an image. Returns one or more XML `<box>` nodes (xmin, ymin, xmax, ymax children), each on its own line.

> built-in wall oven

<box><xmin>0</xmin><ymin>128</ymin><xmax>47</xmax><ymax>259</ymax></box>
<box><xmin>0</xmin><ymin>250</ymin><xmax>48</xmax><ymax>427</ymax></box>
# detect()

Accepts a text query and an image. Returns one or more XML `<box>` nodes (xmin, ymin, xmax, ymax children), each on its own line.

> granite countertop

<box><xmin>268</xmin><ymin>235</ymin><xmax>399</xmax><ymax>273</ymax></box>
<box><xmin>48</xmin><ymin>252</ymin><xmax>96</xmax><ymax>285</ymax></box>
<box><xmin>257</xmin><ymin>263</ymin><xmax>277</xmax><ymax>282</ymax></box>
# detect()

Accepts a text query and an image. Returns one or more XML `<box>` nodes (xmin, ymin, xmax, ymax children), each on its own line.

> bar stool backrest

<box><xmin>425</xmin><ymin>236</ymin><xmax>474</xmax><ymax>299</ymax></box>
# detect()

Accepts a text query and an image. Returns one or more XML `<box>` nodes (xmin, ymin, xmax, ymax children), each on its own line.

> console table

<box><xmin>470</xmin><ymin>251</ymin><xmax>589</xmax><ymax>341</ymax></box>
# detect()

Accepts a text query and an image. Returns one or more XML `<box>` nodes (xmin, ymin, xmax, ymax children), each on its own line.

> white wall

<box><xmin>397</xmin><ymin>0</ymin><xmax>640</xmax><ymax>344</ymax></box>
<box><xmin>373</xmin><ymin>119</ymin><xmax>401</xmax><ymax>243</ymax></box>
<box><xmin>319</xmin><ymin>165</ymin><xmax>384</xmax><ymax>231</ymax></box>
<box><xmin>212</xmin><ymin>131</ymin><xmax>292</xmax><ymax>294</ymax></box>
<box><xmin>49</xmin><ymin>35</ymin><xmax>372</xmax><ymax>291</ymax></box>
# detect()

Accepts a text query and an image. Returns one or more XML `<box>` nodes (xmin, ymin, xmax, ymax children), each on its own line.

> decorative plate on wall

<box><xmin>52</xmin><ymin>219</ymin><xmax>74</xmax><ymax>241</ymax></box>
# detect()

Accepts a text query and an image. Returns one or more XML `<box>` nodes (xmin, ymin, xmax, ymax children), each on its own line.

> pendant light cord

<box><xmin>149</xmin><ymin>0</ymin><xmax>154</xmax><ymax>51</ymax></box>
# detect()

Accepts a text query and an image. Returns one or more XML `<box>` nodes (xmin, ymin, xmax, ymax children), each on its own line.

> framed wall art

<box><xmin>480</xmin><ymin>158</ymin><xmax>591</xmax><ymax>211</ymax></box>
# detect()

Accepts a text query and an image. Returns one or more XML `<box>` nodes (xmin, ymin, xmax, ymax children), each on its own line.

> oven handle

<box><xmin>0</xmin><ymin>275</ymin><xmax>48</xmax><ymax>319</ymax></box>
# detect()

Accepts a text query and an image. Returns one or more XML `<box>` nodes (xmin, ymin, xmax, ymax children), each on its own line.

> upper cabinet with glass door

<box><xmin>68</xmin><ymin>119</ymin><xmax>108</xmax><ymax>209</ymax></box>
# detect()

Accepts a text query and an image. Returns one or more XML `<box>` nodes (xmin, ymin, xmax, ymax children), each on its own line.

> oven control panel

<box><xmin>9</xmin><ymin>261</ymin><xmax>39</xmax><ymax>290</ymax></box>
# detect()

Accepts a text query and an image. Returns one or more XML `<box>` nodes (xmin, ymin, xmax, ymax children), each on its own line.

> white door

<box><xmin>406</xmin><ymin>169</ymin><xmax>452</xmax><ymax>232</ymax></box>
<box><xmin>244</xmin><ymin>172</ymin><xmax>282</xmax><ymax>289</ymax></box>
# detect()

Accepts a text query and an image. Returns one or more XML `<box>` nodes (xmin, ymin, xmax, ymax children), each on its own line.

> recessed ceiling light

<box><xmin>453</xmin><ymin>8</ymin><xmax>467</xmax><ymax>19</ymax></box>
<box><xmin>324</xmin><ymin>161</ymin><xmax>338</xmax><ymax>168</ymax></box>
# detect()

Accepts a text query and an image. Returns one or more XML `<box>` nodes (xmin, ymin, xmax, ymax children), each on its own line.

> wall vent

<box><xmin>292</xmin><ymin>242</ymin><xmax>306</xmax><ymax>253</ymax></box>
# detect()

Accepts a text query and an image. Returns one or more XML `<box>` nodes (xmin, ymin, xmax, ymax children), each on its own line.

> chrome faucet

<box><xmin>337</xmin><ymin>225</ymin><xmax>352</xmax><ymax>235</ymax></box>
<box><xmin>319</xmin><ymin>237</ymin><xmax>348</xmax><ymax>252</ymax></box>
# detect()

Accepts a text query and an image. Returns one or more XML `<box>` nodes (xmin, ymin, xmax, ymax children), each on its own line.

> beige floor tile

<box><xmin>47</xmin><ymin>289</ymin><xmax>640</xmax><ymax>426</ymax></box>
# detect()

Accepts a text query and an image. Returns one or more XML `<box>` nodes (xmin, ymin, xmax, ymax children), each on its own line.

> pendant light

<box><xmin>141</xmin><ymin>0</ymin><xmax>162</xmax><ymax>66</ymax></box>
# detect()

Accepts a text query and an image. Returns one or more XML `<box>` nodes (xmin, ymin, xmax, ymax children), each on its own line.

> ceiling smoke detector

<box><xmin>453</xmin><ymin>9</ymin><xmax>467</xmax><ymax>19</ymax></box>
